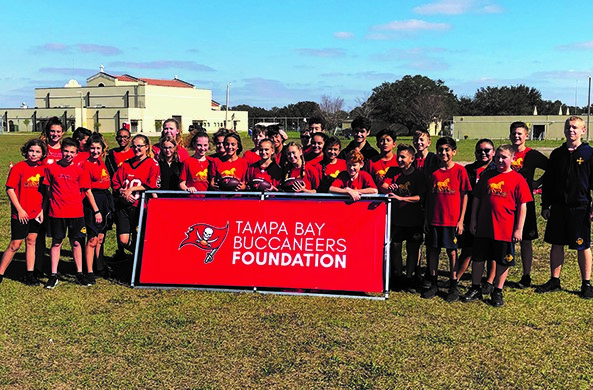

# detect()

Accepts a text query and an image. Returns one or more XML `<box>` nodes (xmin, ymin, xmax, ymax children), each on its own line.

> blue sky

<box><xmin>1</xmin><ymin>0</ymin><xmax>592</xmax><ymax>111</ymax></box>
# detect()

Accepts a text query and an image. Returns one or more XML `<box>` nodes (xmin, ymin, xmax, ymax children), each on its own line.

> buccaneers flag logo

<box><xmin>179</xmin><ymin>222</ymin><xmax>229</xmax><ymax>264</ymax></box>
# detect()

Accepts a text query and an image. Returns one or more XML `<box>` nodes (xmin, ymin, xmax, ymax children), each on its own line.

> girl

<box><xmin>157</xmin><ymin>136</ymin><xmax>182</xmax><ymax>191</ymax></box>
<box><xmin>40</xmin><ymin>116</ymin><xmax>64</xmax><ymax>165</ymax></box>
<box><xmin>180</xmin><ymin>131</ymin><xmax>211</xmax><ymax>194</ymax></box>
<box><xmin>210</xmin><ymin>128</ymin><xmax>230</xmax><ymax>159</ymax></box>
<box><xmin>106</xmin><ymin>127</ymin><xmax>134</xmax><ymax>177</ymax></box>
<box><xmin>243</xmin><ymin>126</ymin><xmax>266</xmax><ymax>165</ymax></box>
<box><xmin>317</xmin><ymin>136</ymin><xmax>346</xmax><ymax>193</ymax></box>
<box><xmin>281</xmin><ymin>142</ymin><xmax>317</xmax><ymax>193</ymax></box>
<box><xmin>209</xmin><ymin>132</ymin><xmax>247</xmax><ymax>191</ymax></box>
<box><xmin>112</xmin><ymin>134</ymin><xmax>161</xmax><ymax>253</ymax></box>
<box><xmin>153</xmin><ymin>118</ymin><xmax>190</xmax><ymax>162</ymax></box>
<box><xmin>72</xmin><ymin>127</ymin><xmax>92</xmax><ymax>166</ymax></box>
<box><xmin>0</xmin><ymin>139</ymin><xmax>47</xmax><ymax>286</ymax></box>
<box><xmin>304</xmin><ymin>132</ymin><xmax>328</xmax><ymax>165</ymax></box>
<box><xmin>81</xmin><ymin>133</ymin><xmax>114</xmax><ymax>284</ymax></box>
<box><xmin>245</xmin><ymin>138</ymin><xmax>282</xmax><ymax>190</ymax></box>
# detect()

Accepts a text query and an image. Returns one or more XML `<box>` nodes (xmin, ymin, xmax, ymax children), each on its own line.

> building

<box><xmin>1</xmin><ymin>70</ymin><xmax>248</xmax><ymax>134</ymax></box>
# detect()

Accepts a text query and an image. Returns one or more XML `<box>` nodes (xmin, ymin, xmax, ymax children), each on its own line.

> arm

<box><xmin>469</xmin><ymin>196</ymin><xmax>480</xmax><ymax>235</ymax></box>
<box><xmin>456</xmin><ymin>192</ymin><xmax>468</xmax><ymax>235</ymax></box>
<box><xmin>85</xmin><ymin>189</ymin><xmax>102</xmax><ymax>224</ymax></box>
<box><xmin>513</xmin><ymin>202</ymin><xmax>527</xmax><ymax>242</ymax></box>
<box><xmin>329</xmin><ymin>186</ymin><xmax>361</xmax><ymax>201</ymax></box>
<box><xmin>6</xmin><ymin>188</ymin><xmax>29</xmax><ymax>223</ymax></box>
<box><xmin>388</xmin><ymin>193</ymin><xmax>420</xmax><ymax>203</ymax></box>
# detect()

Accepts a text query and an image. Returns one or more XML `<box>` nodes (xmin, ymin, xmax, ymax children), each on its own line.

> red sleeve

<box><xmin>5</xmin><ymin>162</ymin><xmax>23</xmax><ymax>189</ymax></box>
<box><xmin>80</xmin><ymin>162</ymin><xmax>92</xmax><ymax>190</ymax></box>
<box><xmin>112</xmin><ymin>164</ymin><xmax>125</xmax><ymax>191</ymax></box>
<box><xmin>361</xmin><ymin>171</ymin><xmax>377</xmax><ymax>189</ymax></box>
<box><xmin>144</xmin><ymin>159</ymin><xmax>161</xmax><ymax>189</ymax></box>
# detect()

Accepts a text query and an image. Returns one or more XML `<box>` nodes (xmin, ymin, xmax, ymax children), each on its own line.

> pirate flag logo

<box><xmin>179</xmin><ymin>222</ymin><xmax>229</xmax><ymax>264</ymax></box>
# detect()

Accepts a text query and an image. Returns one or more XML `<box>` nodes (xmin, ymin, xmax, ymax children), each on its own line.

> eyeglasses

<box><xmin>116</xmin><ymin>135</ymin><xmax>130</xmax><ymax>139</ymax></box>
<box><xmin>132</xmin><ymin>144</ymin><xmax>147</xmax><ymax>149</ymax></box>
<box><xmin>476</xmin><ymin>148</ymin><xmax>493</xmax><ymax>154</ymax></box>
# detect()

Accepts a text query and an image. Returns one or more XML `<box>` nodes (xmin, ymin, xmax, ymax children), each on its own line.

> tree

<box><xmin>471</xmin><ymin>85</ymin><xmax>543</xmax><ymax>115</ymax></box>
<box><xmin>23</xmin><ymin>118</ymin><xmax>30</xmax><ymax>131</ymax></box>
<box><xmin>349</xmin><ymin>94</ymin><xmax>376</xmax><ymax>118</ymax></box>
<box><xmin>369</xmin><ymin>75</ymin><xmax>457</xmax><ymax>133</ymax></box>
<box><xmin>319</xmin><ymin>95</ymin><xmax>347</xmax><ymax>132</ymax></box>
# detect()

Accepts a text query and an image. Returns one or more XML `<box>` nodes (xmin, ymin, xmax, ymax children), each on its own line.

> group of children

<box><xmin>1</xmin><ymin>115</ymin><xmax>592</xmax><ymax>306</ymax></box>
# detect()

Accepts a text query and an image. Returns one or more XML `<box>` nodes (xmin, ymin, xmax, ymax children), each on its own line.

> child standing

<box><xmin>0</xmin><ymin>139</ymin><xmax>47</xmax><ymax>286</ymax></box>
<box><xmin>537</xmin><ymin>116</ymin><xmax>593</xmax><ymax>299</ymax></box>
<box><xmin>43</xmin><ymin>137</ymin><xmax>90</xmax><ymax>289</ymax></box>
<box><xmin>412</xmin><ymin>129</ymin><xmax>439</xmax><ymax>178</ymax></box>
<box><xmin>369</xmin><ymin>129</ymin><xmax>398</xmax><ymax>188</ymax></box>
<box><xmin>180</xmin><ymin>131</ymin><xmax>211</xmax><ymax>194</ymax></box>
<box><xmin>317</xmin><ymin>137</ymin><xmax>347</xmax><ymax>193</ymax></box>
<box><xmin>381</xmin><ymin>144</ymin><xmax>427</xmax><ymax>291</ymax></box>
<box><xmin>245</xmin><ymin>138</ymin><xmax>282</xmax><ymax>190</ymax></box>
<box><xmin>330</xmin><ymin>150</ymin><xmax>378</xmax><ymax>201</ymax></box>
<box><xmin>462</xmin><ymin>145</ymin><xmax>531</xmax><ymax>307</ymax></box>
<box><xmin>339</xmin><ymin>116</ymin><xmax>379</xmax><ymax>164</ymax></box>
<box><xmin>421</xmin><ymin>137</ymin><xmax>471</xmax><ymax>301</ymax></box>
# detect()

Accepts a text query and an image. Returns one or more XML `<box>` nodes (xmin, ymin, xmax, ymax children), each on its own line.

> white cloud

<box><xmin>413</xmin><ymin>0</ymin><xmax>503</xmax><ymax>15</ymax></box>
<box><xmin>333</xmin><ymin>31</ymin><xmax>355</xmax><ymax>39</ymax></box>
<box><xmin>372</xmin><ymin>19</ymin><xmax>451</xmax><ymax>32</ymax></box>
<box><xmin>294</xmin><ymin>48</ymin><xmax>347</xmax><ymax>58</ymax></box>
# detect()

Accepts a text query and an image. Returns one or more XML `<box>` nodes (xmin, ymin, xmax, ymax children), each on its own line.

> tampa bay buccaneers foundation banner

<box><xmin>135</xmin><ymin>196</ymin><xmax>388</xmax><ymax>294</ymax></box>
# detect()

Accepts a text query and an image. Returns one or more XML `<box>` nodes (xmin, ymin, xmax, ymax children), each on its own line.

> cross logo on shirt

<box><xmin>577</xmin><ymin>157</ymin><xmax>584</xmax><ymax>165</ymax></box>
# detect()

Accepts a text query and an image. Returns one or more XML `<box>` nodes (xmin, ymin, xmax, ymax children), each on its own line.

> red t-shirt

<box><xmin>73</xmin><ymin>150</ymin><xmax>90</xmax><ymax>167</ymax></box>
<box><xmin>45</xmin><ymin>144</ymin><xmax>62</xmax><ymax>165</ymax></box>
<box><xmin>246</xmin><ymin>161</ymin><xmax>282</xmax><ymax>187</ymax></box>
<box><xmin>180</xmin><ymin>157</ymin><xmax>211</xmax><ymax>192</ymax></box>
<box><xmin>369</xmin><ymin>155</ymin><xmax>399</xmax><ymax>187</ymax></box>
<box><xmin>242</xmin><ymin>149</ymin><xmax>262</xmax><ymax>166</ymax></box>
<box><xmin>45</xmin><ymin>162</ymin><xmax>87</xmax><ymax>218</ymax></box>
<box><xmin>153</xmin><ymin>144</ymin><xmax>190</xmax><ymax>162</ymax></box>
<box><xmin>323</xmin><ymin>159</ymin><xmax>347</xmax><ymax>180</ymax></box>
<box><xmin>331</xmin><ymin>170</ymin><xmax>377</xmax><ymax>190</ymax></box>
<box><xmin>6</xmin><ymin>161</ymin><xmax>45</xmax><ymax>219</ymax></box>
<box><xmin>283</xmin><ymin>166</ymin><xmax>316</xmax><ymax>190</ymax></box>
<box><xmin>81</xmin><ymin>159</ymin><xmax>111</xmax><ymax>190</ymax></box>
<box><xmin>304</xmin><ymin>151</ymin><xmax>323</xmax><ymax>165</ymax></box>
<box><xmin>474</xmin><ymin>169</ymin><xmax>533</xmax><ymax>242</ymax></box>
<box><xmin>383</xmin><ymin>168</ymin><xmax>427</xmax><ymax>227</ymax></box>
<box><xmin>210</xmin><ymin>156</ymin><xmax>247</xmax><ymax>182</ymax></box>
<box><xmin>113</xmin><ymin>148</ymin><xmax>135</xmax><ymax>168</ymax></box>
<box><xmin>428</xmin><ymin>163</ymin><xmax>472</xmax><ymax>227</ymax></box>
<box><xmin>112</xmin><ymin>158</ymin><xmax>161</xmax><ymax>207</ymax></box>
<box><xmin>511</xmin><ymin>147</ymin><xmax>548</xmax><ymax>190</ymax></box>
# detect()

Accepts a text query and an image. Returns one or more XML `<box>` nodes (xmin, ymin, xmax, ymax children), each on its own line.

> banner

<box><xmin>136</xmin><ymin>197</ymin><xmax>388</xmax><ymax>293</ymax></box>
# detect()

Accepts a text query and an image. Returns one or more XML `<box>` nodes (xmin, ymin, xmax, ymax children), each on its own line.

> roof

<box><xmin>87</xmin><ymin>72</ymin><xmax>194</xmax><ymax>88</ymax></box>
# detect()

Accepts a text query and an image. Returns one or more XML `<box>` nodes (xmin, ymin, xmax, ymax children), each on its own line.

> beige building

<box><xmin>451</xmin><ymin>115</ymin><xmax>591</xmax><ymax>140</ymax></box>
<box><xmin>1</xmin><ymin>71</ymin><xmax>248</xmax><ymax>134</ymax></box>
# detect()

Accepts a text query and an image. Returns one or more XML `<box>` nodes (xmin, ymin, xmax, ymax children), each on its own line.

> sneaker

<box><xmin>421</xmin><ymin>284</ymin><xmax>438</xmax><ymax>299</ymax></box>
<box><xmin>445</xmin><ymin>284</ymin><xmax>460</xmax><ymax>303</ymax></box>
<box><xmin>404</xmin><ymin>277</ymin><xmax>417</xmax><ymax>294</ymax></box>
<box><xmin>481</xmin><ymin>282</ymin><xmax>494</xmax><ymax>295</ymax></box>
<box><xmin>535</xmin><ymin>278</ymin><xmax>561</xmax><ymax>293</ymax></box>
<box><xmin>461</xmin><ymin>286</ymin><xmax>483</xmax><ymax>303</ymax></box>
<box><xmin>44</xmin><ymin>274</ymin><xmax>59</xmax><ymax>289</ymax></box>
<box><xmin>517</xmin><ymin>274</ymin><xmax>531</xmax><ymax>289</ymax></box>
<box><xmin>85</xmin><ymin>273</ymin><xmax>96</xmax><ymax>285</ymax></box>
<box><xmin>490</xmin><ymin>289</ymin><xmax>504</xmax><ymax>307</ymax></box>
<box><xmin>75</xmin><ymin>273</ymin><xmax>91</xmax><ymax>287</ymax></box>
<box><xmin>581</xmin><ymin>283</ymin><xmax>593</xmax><ymax>299</ymax></box>
<box><xmin>22</xmin><ymin>273</ymin><xmax>41</xmax><ymax>286</ymax></box>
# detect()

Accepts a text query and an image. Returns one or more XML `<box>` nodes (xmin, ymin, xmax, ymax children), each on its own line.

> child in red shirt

<box><xmin>317</xmin><ymin>137</ymin><xmax>347</xmax><ymax>193</ymax></box>
<box><xmin>209</xmin><ymin>132</ymin><xmax>248</xmax><ymax>191</ymax></box>
<box><xmin>106</xmin><ymin>127</ymin><xmax>135</xmax><ymax>177</ymax></box>
<box><xmin>330</xmin><ymin>150</ymin><xmax>378</xmax><ymax>201</ymax></box>
<box><xmin>422</xmin><ymin>137</ymin><xmax>471</xmax><ymax>301</ymax></box>
<box><xmin>369</xmin><ymin>128</ymin><xmax>398</xmax><ymax>187</ymax></box>
<box><xmin>281</xmin><ymin>142</ymin><xmax>317</xmax><ymax>193</ymax></box>
<box><xmin>43</xmin><ymin>138</ymin><xmax>90</xmax><ymax>289</ymax></box>
<box><xmin>0</xmin><ymin>139</ymin><xmax>47</xmax><ymax>286</ymax></box>
<box><xmin>246</xmin><ymin>138</ymin><xmax>282</xmax><ymax>190</ymax></box>
<box><xmin>463</xmin><ymin>145</ymin><xmax>531</xmax><ymax>307</ymax></box>
<box><xmin>180</xmin><ymin>131</ymin><xmax>212</xmax><ymax>194</ymax></box>
<box><xmin>242</xmin><ymin>126</ymin><xmax>265</xmax><ymax>166</ymax></box>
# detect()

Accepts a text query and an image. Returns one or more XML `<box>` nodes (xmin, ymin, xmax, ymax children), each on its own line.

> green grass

<box><xmin>1</xmin><ymin>133</ymin><xmax>593</xmax><ymax>389</ymax></box>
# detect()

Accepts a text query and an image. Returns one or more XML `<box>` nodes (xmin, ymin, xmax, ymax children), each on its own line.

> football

<box><xmin>218</xmin><ymin>176</ymin><xmax>241</xmax><ymax>191</ymax></box>
<box><xmin>281</xmin><ymin>178</ymin><xmax>306</xmax><ymax>192</ymax></box>
<box><xmin>250</xmin><ymin>178</ymin><xmax>272</xmax><ymax>191</ymax></box>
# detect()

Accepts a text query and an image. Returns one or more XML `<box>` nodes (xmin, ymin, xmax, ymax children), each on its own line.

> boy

<box><xmin>509</xmin><ymin>121</ymin><xmax>548</xmax><ymax>288</ymax></box>
<box><xmin>421</xmin><ymin>137</ymin><xmax>471</xmax><ymax>301</ymax></box>
<box><xmin>537</xmin><ymin>116</ymin><xmax>593</xmax><ymax>299</ymax></box>
<box><xmin>369</xmin><ymin>128</ymin><xmax>398</xmax><ymax>188</ymax></box>
<box><xmin>43</xmin><ymin>137</ymin><xmax>91</xmax><ymax>289</ymax></box>
<box><xmin>339</xmin><ymin>116</ymin><xmax>379</xmax><ymax>163</ymax></box>
<box><xmin>243</xmin><ymin>126</ymin><xmax>265</xmax><ymax>165</ymax></box>
<box><xmin>330</xmin><ymin>150</ymin><xmax>377</xmax><ymax>201</ymax></box>
<box><xmin>462</xmin><ymin>145</ymin><xmax>532</xmax><ymax>307</ymax></box>
<box><xmin>381</xmin><ymin>144</ymin><xmax>427</xmax><ymax>291</ymax></box>
<box><xmin>412</xmin><ymin>129</ymin><xmax>439</xmax><ymax>178</ymax></box>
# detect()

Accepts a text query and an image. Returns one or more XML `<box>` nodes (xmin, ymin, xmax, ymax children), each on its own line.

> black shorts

<box><xmin>456</xmin><ymin>230</ymin><xmax>474</xmax><ymax>249</ymax></box>
<box><xmin>472</xmin><ymin>237</ymin><xmax>516</xmax><ymax>266</ymax></box>
<box><xmin>522</xmin><ymin>201</ymin><xmax>539</xmax><ymax>241</ymax></box>
<box><xmin>115</xmin><ymin>204</ymin><xmax>140</xmax><ymax>235</ymax></box>
<box><xmin>426</xmin><ymin>225</ymin><xmax>458</xmax><ymax>249</ymax></box>
<box><xmin>391</xmin><ymin>225</ymin><xmax>423</xmax><ymax>244</ymax></box>
<box><xmin>84</xmin><ymin>190</ymin><xmax>114</xmax><ymax>238</ymax></box>
<box><xmin>544</xmin><ymin>204</ymin><xmax>591</xmax><ymax>250</ymax></box>
<box><xmin>48</xmin><ymin>217</ymin><xmax>86</xmax><ymax>241</ymax></box>
<box><xmin>10</xmin><ymin>218</ymin><xmax>41</xmax><ymax>240</ymax></box>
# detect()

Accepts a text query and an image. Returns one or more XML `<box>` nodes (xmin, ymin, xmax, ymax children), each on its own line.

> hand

<box><xmin>469</xmin><ymin>221</ymin><xmax>477</xmax><ymax>235</ymax></box>
<box><xmin>456</xmin><ymin>220</ymin><xmax>464</xmax><ymax>236</ymax></box>
<box><xmin>292</xmin><ymin>181</ymin><xmax>306</xmax><ymax>193</ymax></box>
<box><xmin>36</xmin><ymin>211</ymin><xmax>44</xmax><ymax>224</ymax></box>
<box><xmin>512</xmin><ymin>228</ymin><xmax>522</xmax><ymax>243</ymax></box>
<box><xmin>347</xmin><ymin>188</ymin><xmax>361</xmax><ymax>201</ymax></box>
<box><xmin>541</xmin><ymin>209</ymin><xmax>550</xmax><ymax>220</ymax></box>
<box><xmin>95</xmin><ymin>212</ymin><xmax>103</xmax><ymax>224</ymax></box>
<box><xmin>17</xmin><ymin>208</ymin><xmax>29</xmax><ymax>224</ymax></box>
<box><xmin>388</xmin><ymin>183</ymin><xmax>399</xmax><ymax>192</ymax></box>
<box><xmin>388</xmin><ymin>193</ymin><xmax>402</xmax><ymax>201</ymax></box>
<box><xmin>187</xmin><ymin>187</ymin><xmax>198</xmax><ymax>194</ymax></box>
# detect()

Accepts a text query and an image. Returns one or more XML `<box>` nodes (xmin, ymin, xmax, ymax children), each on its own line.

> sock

<box><xmin>583</xmin><ymin>280</ymin><xmax>591</xmax><ymax>286</ymax></box>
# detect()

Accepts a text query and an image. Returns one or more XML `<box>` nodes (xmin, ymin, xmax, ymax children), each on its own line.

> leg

<box><xmin>70</xmin><ymin>238</ymin><xmax>84</xmax><ymax>273</ymax></box>
<box><xmin>85</xmin><ymin>236</ymin><xmax>99</xmax><ymax>274</ymax></box>
<box><xmin>24</xmin><ymin>233</ymin><xmax>38</xmax><ymax>272</ymax></box>
<box><xmin>406</xmin><ymin>241</ymin><xmax>421</xmax><ymax>278</ymax></box>
<box><xmin>520</xmin><ymin>240</ymin><xmax>533</xmax><ymax>276</ymax></box>
<box><xmin>50</xmin><ymin>239</ymin><xmax>63</xmax><ymax>274</ymax></box>
<box><xmin>471</xmin><ymin>261</ymin><xmax>485</xmax><ymax>286</ymax></box>
<box><xmin>391</xmin><ymin>242</ymin><xmax>403</xmax><ymax>277</ymax></box>
<box><xmin>426</xmin><ymin>247</ymin><xmax>440</xmax><ymax>277</ymax></box>
<box><xmin>447</xmin><ymin>248</ymin><xmax>458</xmax><ymax>280</ymax></box>
<box><xmin>486</xmin><ymin>261</ymin><xmax>496</xmax><ymax>285</ymax></box>
<box><xmin>456</xmin><ymin>247</ymin><xmax>472</xmax><ymax>281</ymax></box>
<box><xmin>0</xmin><ymin>240</ymin><xmax>24</xmax><ymax>275</ymax></box>
<box><xmin>494</xmin><ymin>264</ymin><xmax>510</xmax><ymax>289</ymax></box>
<box><xmin>550</xmin><ymin>244</ymin><xmax>564</xmax><ymax>278</ymax></box>
<box><xmin>577</xmin><ymin>248</ymin><xmax>592</xmax><ymax>281</ymax></box>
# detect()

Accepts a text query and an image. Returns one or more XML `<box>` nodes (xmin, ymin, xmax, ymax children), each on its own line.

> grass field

<box><xmin>1</xmin><ymin>132</ymin><xmax>593</xmax><ymax>389</ymax></box>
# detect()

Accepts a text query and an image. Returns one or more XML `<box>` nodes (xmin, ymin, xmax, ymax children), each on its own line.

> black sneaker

<box><xmin>44</xmin><ymin>274</ymin><xmax>59</xmax><ymax>289</ymax></box>
<box><xmin>481</xmin><ymin>282</ymin><xmax>494</xmax><ymax>295</ymax></box>
<box><xmin>461</xmin><ymin>286</ymin><xmax>483</xmax><ymax>303</ymax></box>
<box><xmin>581</xmin><ymin>284</ymin><xmax>593</xmax><ymax>299</ymax></box>
<box><xmin>490</xmin><ymin>289</ymin><xmax>504</xmax><ymax>307</ymax></box>
<box><xmin>535</xmin><ymin>278</ymin><xmax>561</xmax><ymax>293</ymax></box>
<box><xmin>75</xmin><ymin>273</ymin><xmax>91</xmax><ymax>287</ymax></box>
<box><xmin>22</xmin><ymin>273</ymin><xmax>41</xmax><ymax>286</ymax></box>
<box><xmin>85</xmin><ymin>273</ymin><xmax>96</xmax><ymax>285</ymax></box>
<box><xmin>421</xmin><ymin>284</ymin><xmax>438</xmax><ymax>299</ymax></box>
<box><xmin>518</xmin><ymin>274</ymin><xmax>531</xmax><ymax>289</ymax></box>
<box><xmin>445</xmin><ymin>284</ymin><xmax>460</xmax><ymax>303</ymax></box>
<box><xmin>404</xmin><ymin>277</ymin><xmax>418</xmax><ymax>294</ymax></box>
